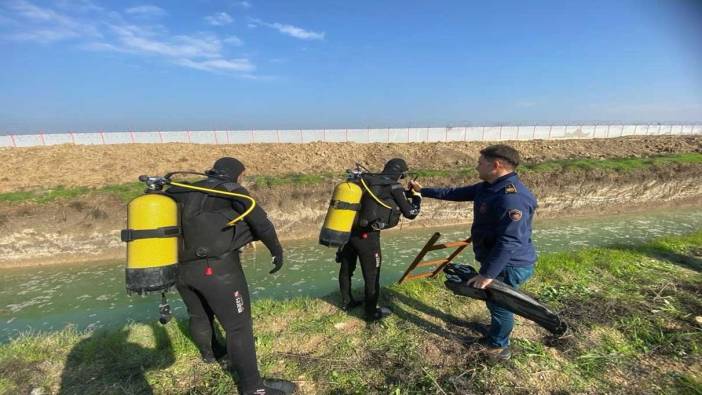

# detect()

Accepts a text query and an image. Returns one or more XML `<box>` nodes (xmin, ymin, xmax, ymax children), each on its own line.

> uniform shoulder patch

<box><xmin>508</xmin><ymin>209</ymin><xmax>522</xmax><ymax>221</ymax></box>
<box><xmin>505</xmin><ymin>183</ymin><xmax>517</xmax><ymax>194</ymax></box>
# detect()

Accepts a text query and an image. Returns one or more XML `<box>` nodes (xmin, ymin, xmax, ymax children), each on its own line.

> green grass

<box><xmin>0</xmin><ymin>185</ymin><xmax>92</xmax><ymax>203</ymax></box>
<box><xmin>3</xmin><ymin>152</ymin><xmax>701</xmax><ymax>205</ymax></box>
<box><xmin>520</xmin><ymin>152</ymin><xmax>702</xmax><ymax>174</ymax></box>
<box><xmin>1</xmin><ymin>230</ymin><xmax>701</xmax><ymax>394</ymax></box>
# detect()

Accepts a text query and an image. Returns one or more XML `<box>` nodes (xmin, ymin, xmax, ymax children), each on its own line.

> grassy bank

<box><xmin>2</xmin><ymin>153</ymin><xmax>702</xmax><ymax>204</ymax></box>
<box><xmin>1</xmin><ymin>231</ymin><xmax>701</xmax><ymax>394</ymax></box>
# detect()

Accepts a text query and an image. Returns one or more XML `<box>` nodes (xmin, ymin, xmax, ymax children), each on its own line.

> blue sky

<box><xmin>1</xmin><ymin>0</ymin><xmax>701</xmax><ymax>133</ymax></box>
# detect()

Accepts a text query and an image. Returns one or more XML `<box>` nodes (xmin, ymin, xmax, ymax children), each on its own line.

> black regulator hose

<box><xmin>158</xmin><ymin>292</ymin><xmax>172</xmax><ymax>325</ymax></box>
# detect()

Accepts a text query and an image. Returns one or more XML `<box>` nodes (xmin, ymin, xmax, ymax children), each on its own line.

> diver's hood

<box><xmin>381</xmin><ymin>158</ymin><xmax>408</xmax><ymax>180</ymax></box>
<box><xmin>207</xmin><ymin>157</ymin><xmax>245</xmax><ymax>181</ymax></box>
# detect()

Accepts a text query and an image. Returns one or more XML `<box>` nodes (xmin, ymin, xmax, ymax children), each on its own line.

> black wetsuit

<box><xmin>338</xmin><ymin>172</ymin><xmax>420</xmax><ymax>318</ymax></box>
<box><xmin>167</xmin><ymin>178</ymin><xmax>283</xmax><ymax>393</ymax></box>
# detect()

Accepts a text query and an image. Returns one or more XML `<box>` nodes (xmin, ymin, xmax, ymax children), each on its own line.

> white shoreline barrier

<box><xmin>1</xmin><ymin>124</ymin><xmax>700</xmax><ymax>148</ymax></box>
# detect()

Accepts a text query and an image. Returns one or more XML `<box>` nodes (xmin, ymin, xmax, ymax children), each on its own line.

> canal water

<box><xmin>1</xmin><ymin>208</ymin><xmax>701</xmax><ymax>342</ymax></box>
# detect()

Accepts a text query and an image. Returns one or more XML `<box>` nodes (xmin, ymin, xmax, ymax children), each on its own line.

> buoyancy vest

<box><xmin>357</xmin><ymin>174</ymin><xmax>403</xmax><ymax>231</ymax></box>
<box><xmin>175</xmin><ymin>178</ymin><xmax>255</xmax><ymax>261</ymax></box>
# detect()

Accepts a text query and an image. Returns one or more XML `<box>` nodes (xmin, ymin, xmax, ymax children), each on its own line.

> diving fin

<box><xmin>444</xmin><ymin>263</ymin><xmax>568</xmax><ymax>336</ymax></box>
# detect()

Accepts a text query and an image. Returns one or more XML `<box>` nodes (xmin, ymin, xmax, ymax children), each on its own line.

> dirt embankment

<box><xmin>0</xmin><ymin>135</ymin><xmax>700</xmax><ymax>192</ymax></box>
<box><xmin>0</xmin><ymin>135</ymin><xmax>701</xmax><ymax>267</ymax></box>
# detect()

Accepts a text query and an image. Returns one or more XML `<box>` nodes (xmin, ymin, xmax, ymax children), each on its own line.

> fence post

<box><xmin>481</xmin><ymin>126</ymin><xmax>486</xmax><ymax>141</ymax></box>
<box><xmin>499</xmin><ymin>125</ymin><xmax>502</xmax><ymax>140</ymax></box>
<box><xmin>387</xmin><ymin>127</ymin><xmax>390</xmax><ymax>143</ymax></box>
<box><xmin>186</xmin><ymin>130</ymin><xmax>191</xmax><ymax>143</ymax></box>
<box><xmin>250</xmin><ymin>129</ymin><xmax>254</xmax><ymax>143</ymax></box>
<box><xmin>445</xmin><ymin>127</ymin><xmax>448</xmax><ymax>142</ymax></box>
<box><xmin>226</xmin><ymin>131</ymin><xmax>231</xmax><ymax>144</ymax></box>
<box><xmin>532</xmin><ymin>125</ymin><xmax>536</xmax><ymax>139</ymax></box>
<box><xmin>300</xmin><ymin>129</ymin><xmax>304</xmax><ymax>143</ymax></box>
<box><xmin>346</xmin><ymin>128</ymin><xmax>349</xmax><ymax>142</ymax></box>
<box><xmin>633</xmin><ymin>125</ymin><xmax>638</xmax><ymax>135</ymax></box>
<box><xmin>605</xmin><ymin>125</ymin><xmax>610</xmax><ymax>138</ymax></box>
<box><xmin>323</xmin><ymin>128</ymin><xmax>326</xmax><ymax>142</ymax></box>
<box><xmin>408</xmin><ymin>127</ymin><xmax>411</xmax><ymax>143</ymax></box>
<box><xmin>277</xmin><ymin>129</ymin><xmax>280</xmax><ymax>143</ymax></box>
<box><xmin>548</xmin><ymin>125</ymin><xmax>553</xmax><ymax>139</ymax></box>
<box><xmin>40</xmin><ymin>131</ymin><xmax>46</xmax><ymax>145</ymax></box>
<box><xmin>71</xmin><ymin>132</ymin><xmax>76</xmax><ymax>144</ymax></box>
<box><xmin>9</xmin><ymin>134</ymin><xmax>16</xmax><ymax>147</ymax></box>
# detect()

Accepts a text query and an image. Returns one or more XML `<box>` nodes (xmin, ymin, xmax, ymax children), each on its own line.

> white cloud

<box><xmin>1</xmin><ymin>1</ymin><xmax>256</xmax><ymax>75</ymax></box>
<box><xmin>3</xmin><ymin>0</ymin><xmax>100</xmax><ymax>41</ymax></box>
<box><xmin>109</xmin><ymin>24</ymin><xmax>222</xmax><ymax>58</ymax></box>
<box><xmin>223</xmin><ymin>35</ymin><xmax>243</xmax><ymax>46</ymax></box>
<box><xmin>234</xmin><ymin>1</ymin><xmax>252</xmax><ymax>8</ymax></box>
<box><xmin>271</xmin><ymin>22</ymin><xmax>324</xmax><ymax>40</ymax></box>
<box><xmin>205</xmin><ymin>12</ymin><xmax>233</xmax><ymax>26</ymax></box>
<box><xmin>55</xmin><ymin>0</ymin><xmax>103</xmax><ymax>13</ymax></box>
<box><xmin>177</xmin><ymin>58</ymin><xmax>254</xmax><ymax>73</ymax></box>
<box><xmin>6</xmin><ymin>28</ymin><xmax>78</xmax><ymax>43</ymax></box>
<box><xmin>250</xmin><ymin>18</ymin><xmax>324</xmax><ymax>40</ymax></box>
<box><xmin>125</xmin><ymin>5</ymin><xmax>166</xmax><ymax>18</ymax></box>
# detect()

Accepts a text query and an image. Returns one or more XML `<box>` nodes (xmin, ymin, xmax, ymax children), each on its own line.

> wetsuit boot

<box><xmin>242</xmin><ymin>379</ymin><xmax>297</xmax><ymax>395</ymax></box>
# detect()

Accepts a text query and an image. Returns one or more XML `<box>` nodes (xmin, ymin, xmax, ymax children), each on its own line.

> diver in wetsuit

<box><xmin>166</xmin><ymin>157</ymin><xmax>295</xmax><ymax>395</ymax></box>
<box><xmin>338</xmin><ymin>158</ymin><xmax>421</xmax><ymax>321</ymax></box>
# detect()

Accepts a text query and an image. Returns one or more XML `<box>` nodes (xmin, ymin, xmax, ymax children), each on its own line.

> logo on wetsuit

<box><xmin>234</xmin><ymin>290</ymin><xmax>245</xmax><ymax>314</ymax></box>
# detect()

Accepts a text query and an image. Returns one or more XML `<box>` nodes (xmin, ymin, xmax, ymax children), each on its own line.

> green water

<box><xmin>1</xmin><ymin>208</ymin><xmax>701</xmax><ymax>342</ymax></box>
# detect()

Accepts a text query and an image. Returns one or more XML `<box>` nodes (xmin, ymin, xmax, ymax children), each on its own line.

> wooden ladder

<box><xmin>397</xmin><ymin>232</ymin><xmax>472</xmax><ymax>284</ymax></box>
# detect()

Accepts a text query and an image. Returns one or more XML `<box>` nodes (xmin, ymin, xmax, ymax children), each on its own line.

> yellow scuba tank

<box><xmin>319</xmin><ymin>180</ymin><xmax>363</xmax><ymax>247</ymax></box>
<box><xmin>121</xmin><ymin>191</ymin><xmax>180</xmax><ymax>294</ymax></box>
<box><xmin>121</xmin><ymin>173</ymin><xmax>258</xmax><ymax>294</ymax></box>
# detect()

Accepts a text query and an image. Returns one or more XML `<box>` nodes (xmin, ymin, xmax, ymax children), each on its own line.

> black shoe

<box><xmin>200</xmin><ymin>352</ymin><xmax>217</xmax><ymax>364</ymax></box>
<box><xmin>341</xmin><ymin>299</ymin><xmax>362</xmax><ymax>311</ymax></box>
<box><xmin>366</xmin><ymin>306</ymin><xmax>392</xmax><ymax>321</ymax></box>
<box><xmin>244</xmin><ymin>379</ymin><xmax>297</xmax><ymax>394</ymax></box>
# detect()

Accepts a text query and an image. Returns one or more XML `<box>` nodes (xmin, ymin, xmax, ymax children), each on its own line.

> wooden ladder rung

<box><xmin>404</xmin><ymin>271</ymin><xmax>434</xmax><ymax>281</ymax></box>
<box><xmin>415</xmin><ymin>258</ymin><xmax>448</xmax><ymax>268</ymax></box>
<box><xmin>428</xmin><ymin>241</ymin><xmax>470</xmax><ymax>251</ymax></box>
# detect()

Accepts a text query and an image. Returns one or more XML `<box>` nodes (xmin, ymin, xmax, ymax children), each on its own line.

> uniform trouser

<box><xmin>485</xmin><ymin>264</ymin><xmax>535</xmax><ymax>348</ymax></box>
<box><xmin>176</xmin><ymin>253</ymin><xmax>262</xmax><ymax>392</ymax></box>
<box><xmin>338</xmin><ymin>231</ymin><xmax>382</xmax><ymax>317</ymax></box>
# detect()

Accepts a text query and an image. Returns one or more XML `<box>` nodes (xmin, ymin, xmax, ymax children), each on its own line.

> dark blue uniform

<box><xmin>422</xmin><ymin>172</ymin><xmax>537</xmax><ymax>278</ymax></box>
<box><xmin>422</xmin><ymin>171</ymin><xmax>537</xmax><ymax>348</ymax></box>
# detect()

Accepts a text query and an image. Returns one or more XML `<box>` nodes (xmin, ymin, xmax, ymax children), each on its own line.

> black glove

<box><xmin>270</xmin><ymin>255</ymin><xmax>283</xmax><ymax>274</ymax></box>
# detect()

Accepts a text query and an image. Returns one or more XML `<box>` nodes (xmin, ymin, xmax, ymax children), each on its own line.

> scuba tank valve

<box><xmin>158</xmin><ymin>292</ymin><xmax>172</xmax><ymax>325</ymax></box>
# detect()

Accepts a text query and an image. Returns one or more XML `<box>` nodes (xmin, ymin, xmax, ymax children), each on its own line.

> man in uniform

<box><xmin>338</xmin><ymin>158</ymin><xmax>422</xmax><ymax>321</ymax></box>
<box><xmin>409</xmin><ymin>145</ymin><xmax>537</xmax><ymax>361</ymax></box>
<box><xmin>167</xmin><ymin>157</ymin><xmax>295</xmax><ymax>395</ymax></box>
